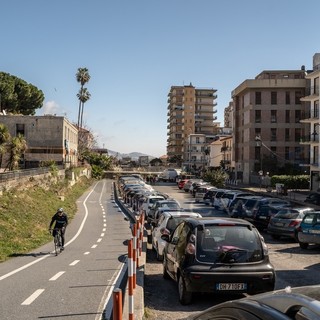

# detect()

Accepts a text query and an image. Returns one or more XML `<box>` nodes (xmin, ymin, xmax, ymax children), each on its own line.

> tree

<box><xmin>77</xmin><ymin>87</ymin><xmax>91</xmax><ymax>129</ymax></box>
<box><xmin>150</xmin><ymin>158</ymin><xmax>163</xmax><ymax>166</ymax></box>
<box><xmin>202</xmin><ymin>168</ymin><xmax>228</xmax><ymax>188</ymax></box>
<box><xmin>5</xmin><ymin>134</ymin><xmax>27</xmax><ymax>171</ymax></box>
<box><xmin>0</xmin><ymin>72</ymin><xmax>44</xmax><ymax>115</ymax></box>
<box><xmin>75</xmin><ymin>68</ymin><xmax>91</xmax><ymax>129</ymax></box>
<box><xmin>0</xmin><ymin>124</ymin><xmax>11</xmax><ymax>168</ymax></box>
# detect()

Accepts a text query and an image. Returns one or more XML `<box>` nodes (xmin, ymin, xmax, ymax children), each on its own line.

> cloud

<box><xmin>39</xmin><ymin>100</ymin><xmax>61</xmax><ymax>115</ymax></box>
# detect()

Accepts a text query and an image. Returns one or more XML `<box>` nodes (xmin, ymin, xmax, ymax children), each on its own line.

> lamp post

<box><xmin>255</xmin><ymin>135</ymin><xmax>263</xmax><ymax>189</ymax></box>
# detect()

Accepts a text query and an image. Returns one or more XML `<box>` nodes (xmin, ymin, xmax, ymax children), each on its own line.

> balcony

<box><xmin>300</xmin><ymin>134</ymin><xmax>320</xmax><ymax>144</ymax></box>
<box><xmin>301</xmin><ymin>86</ymin><xmax>319</xmax><ymax>100</ymax></box>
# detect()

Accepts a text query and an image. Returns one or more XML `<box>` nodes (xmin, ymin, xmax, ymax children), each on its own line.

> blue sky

<box><xmin>0</xmin><ymin>1</ymin><xmax>319</xmax><ymax>157</ymax></box>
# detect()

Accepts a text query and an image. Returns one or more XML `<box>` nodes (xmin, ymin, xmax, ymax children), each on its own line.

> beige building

<box><xmin>301</xmin><ymin>53</ymin><xmax>320</xmax><ymax>191</ymax></box>
<box><xmin>231</xmin><ymin>69</ymin><xmax>309</xmax><ymax>184</ymax></box>
<box><xmin>0</xmin><ymin>115</ymin><xmax>78</xmax><ymax>168</ymax></box>
<box><xmin>167</xmin><ymin>83</ymin><xmax>218</xmax><ymax>164</ymax></box>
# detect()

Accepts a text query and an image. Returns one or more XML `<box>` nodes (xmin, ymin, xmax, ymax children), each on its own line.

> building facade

<box><xmin>0</xmin><ymin>115</ymin><xmax>78</xmax><ymax>169</ymax></box>
<box><xmin>231</xmin><ymin>69</ymin><xmax>309</xmax><ymax>184</ymax></box>
<box><xmin>167</xmin><ymin>83</ymin><xmax>218</xmax><ymax>164</ymax></box>
<box><xmin>301</xmin><ymin>53</ymin><xmax>320</xmax><ymax>191</ymax></box>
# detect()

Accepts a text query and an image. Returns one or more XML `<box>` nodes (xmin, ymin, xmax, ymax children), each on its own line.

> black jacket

<box><xmin>49</xmin><ymin>212</ymin><xmax>68</xmax><ymax>229</ymax></box>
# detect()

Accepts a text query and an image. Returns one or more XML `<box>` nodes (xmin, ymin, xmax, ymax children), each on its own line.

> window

<box><xmin>295</xmin><ymin>128</ymin><xmax>301</xmax><ymax>142</ymax></box>
<box><xmin>271</xmin><ymin>128</ymin><xmax>277</xmax><ymax>141</ymax></box>
<box><xmin>16</xmin><ymin>123</ymin><xmax>25</xmax><ymax>136</ymax></box>
<box><xmin>285</xmin><ymin>128</ymin><xmax>290</xmax><ymax>141</ymax></box>
<box><xmin>255</xmin><ymin>92</ymin><xmax>261</xmax><ymax>105</ymax></box>
<box><xmin>271</xmin><ymin>92</ymin><xmax>277</xmax><ymax>105</ymax></box>
<box><xmin>255</xmin><ymin>146</ymin><xmax>261</xmax><ymax>161</ymax></box>
<box><xmin>285</xmin><ymin>110</ymin><xmax>290</xmax><ymax>123</ymax></box>
<box><xmin>285</xmin><ymin>91</ymin><xmax>290</xmax><ymax>104</ymax></box>
<box><xmin>271</xmin><ymin>110</ymin><xmax>277</xmax><ymax>123</ymax></box>
<box><xmin>295</xmin><ymin>110</ymin><xmax>301</xmax><ymax>123</ymax></box>
<box><xmin>285</xmin><ymin>146</ymin><xmax>290</xmax><ymax>160</ymax></box>
<box><xmin>295</xmin><ymin>91</ymin><xmax>302</xmax><ymax>104</ymax></box>
<box><xmin>270</xmin><ymin>147</ymin><xmax>277</xmax><ymax>159</ymax></box>
<box><xmin>255</xmin><ymin>128</ymin><xmax>261</xmax><ymax>138</ymax></box>
<box><xmin>255</xmin><ymin>110</ymin><xmax>261</xmax><ymax>123</ymax></box>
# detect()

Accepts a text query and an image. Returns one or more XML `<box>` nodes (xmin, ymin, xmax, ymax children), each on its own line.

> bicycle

<box><xmin>50</xmin><ymin>228</ymin><xmax>63</xmax><ymax>256</ymax></box>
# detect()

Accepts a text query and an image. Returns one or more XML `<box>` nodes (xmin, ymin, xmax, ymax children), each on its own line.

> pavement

<box><xmin>115</xmin><ymin>184</ymin><xmax>317</xmax><ymax>320</ymax></box>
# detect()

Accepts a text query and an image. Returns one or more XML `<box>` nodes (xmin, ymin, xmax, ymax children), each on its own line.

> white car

<box><xmin>140</xmin><ymin>194</ymin><xmax>166</xmax><ymax>218</ymax></box>
<box><xmin>152</xmin><ymin>210</ymin><xmax>202</xmax><ymax>261</ymax></box>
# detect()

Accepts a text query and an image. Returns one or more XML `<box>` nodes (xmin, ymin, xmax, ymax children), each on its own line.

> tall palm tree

<box><xmin>76</xmin><ymin>87</ymin><xmax>91</xmax><ymax>129</ymax></box>
<box><xmin>76</xmin><ymin>67</ymin><xmax>90</xmax><ymax>129</ymax></box>
<box><xmin>0</xmin><ymin>123</ymin><xmax>11</xmax><ymax>169</ymax></box>
<box><xmin>5</xmin><ymin>133</ymin><xmax>27</xmax><ymax>171</ymax></box>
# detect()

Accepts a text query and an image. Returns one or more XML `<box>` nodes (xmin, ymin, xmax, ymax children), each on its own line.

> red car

<box><xmin>178</xmin><ymin>179</ymin><xmax>188</xmax><ymax>189</ymax></box>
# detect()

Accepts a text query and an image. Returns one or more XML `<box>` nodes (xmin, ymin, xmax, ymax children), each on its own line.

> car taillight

<box><xmin>289</xmin><ymin>220</ymin><xmax>300</xmax><ymax>227</ymax></box>
<box><xmin>186</xmin><ymin>243</ymin><xmax>195</xmax><ymax>255</ymax></box>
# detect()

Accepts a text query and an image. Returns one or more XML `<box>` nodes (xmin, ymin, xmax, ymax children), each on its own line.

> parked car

<box><xmin>212</xmin><ymin>189</ymin><xmax>229</xmax><ymax>209</ymax></box>
<box><xmin>267</xmin><ymin>207</ymin><xmax>314</xmax><ymax>241</ymax></box>
<box><xmin>297</xmin><ymin>211</ymin><xmax>320</xmax><ymax>249</ymax></box>
<box><xmin>151</xmin><ymin>211</ymin><xmax>202</xmax><ymax>261</ymax></box>
<box><xmin>195</xmin><ymin>186</ymin><xmax>216</xmax><ymax>203</ymax></box>
<box><xmin>178</xmin><ymin>179</ymin><xmax>188</xmax><ymax>190</ymax></box>
<box><xmin>140</xmin><ymin>194</ymin><xmax>166</xmax><ymax>218</ymax></box>
<box><xmin>183</xmin><ymin>179</ymin><xmax>202</xmax><ymax>193</ymax></box>
<box><xmin>304</xmin><ymin>192</ymin><xmax>320</xmax><ymax>206</ymax></box>
<box><xmin>203</xmin><ymin>188</ymin><xmax>220</xmax><ymax>205</ymax></box>
<box><xmin>218</xmin><ymin>191</ymin><xmax>254</xmax><ymax>211</ymax></box>
<box><xmin>191</xmin><ymin>284</ymin><xmax>320</xmax><ymax>320</ymax></box>
<box><xmin>162</xmin><ymin>217</ymin><xmax>275</xmax><ymax>305</ymax></box>
<box><xmin>242</xmin><ymin>197</ymin><xmax>291</xmax><ymax>221</ymax></box>
<box><xmin>252</xmin><ymin>205</ymin><xmax>286</xmax><ymax>231</ymax></box>
<box><xmin>228</xmin><ymin>195</ymin><xmax>263</xmax><ymax>218</ymax></box>
<box><xmin>147</xmin><ymin>199</ymin><xmax>181</xmax><ymax>223</ymax></box>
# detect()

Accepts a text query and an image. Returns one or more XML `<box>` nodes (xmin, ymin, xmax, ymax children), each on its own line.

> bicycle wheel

<box><xmin>54</xmin><ymin>234</ymin><xmax>60</xmax><ymax>255</ymax></box>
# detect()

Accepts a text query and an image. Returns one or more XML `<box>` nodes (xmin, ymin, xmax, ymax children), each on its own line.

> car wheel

<box><xmin>162</xmin><ymin>258</ymin><xmax>170</xmax><ymax>280</ymax></box>
<box><xmin>178</xmin><ymin>275</ymin><xmax>192</xmax><ymax>305</ymax></box>
<box><xmin>299</xmin><ymin>242</ymin><xmax>308</xmax><ymax>249</ymax></box>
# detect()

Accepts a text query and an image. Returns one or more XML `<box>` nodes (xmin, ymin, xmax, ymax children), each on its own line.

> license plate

<box><xmin>216</xmin><ymin>283</ymin><xmax>247</xmax><ymax>291</ymax></box>
<box><xmin>259</xmin><ymin>216</ymin><xmax>267</xmax><ymax>220</ymax></box>
<box><xmin>309</xmin><ymin>229</ymin><xmax>320</xmax><ymax>234</ymax></box>
<box><xmin>275</xmin><ymin>222</ymin><xmax>284</xmax><ymax>226</ymax></box>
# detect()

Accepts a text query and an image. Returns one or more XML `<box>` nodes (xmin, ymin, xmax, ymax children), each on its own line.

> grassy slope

<box><xmin>0</xmin><ymin>176</ymin><xmax>94</xmax><ymax>262</ymax></box>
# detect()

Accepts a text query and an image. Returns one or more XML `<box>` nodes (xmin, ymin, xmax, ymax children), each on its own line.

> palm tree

<box><xmin>0</xmin><ymin>124</ymin><xmax>11</xmax><ymax>169</ymax></box>
<box><xmin>75</xmin><ymin>68</ymin><xmax>90</xmax><ymax>129</ymax></box>
<box><xmin>77</xmin><ymin>87</ymin><xmax>91</xmax><ymax>129</ymax></box>
<box><xmin>5</xmin><ymin>134</ymin><xmax>27</xmax><ymax>171</ymax></box>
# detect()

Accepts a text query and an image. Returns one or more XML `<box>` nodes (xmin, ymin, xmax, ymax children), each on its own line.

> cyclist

<box><xmin>49</xmin><ymin>208</ymin><xmax>68</xmax><ymax>250</ymax></box>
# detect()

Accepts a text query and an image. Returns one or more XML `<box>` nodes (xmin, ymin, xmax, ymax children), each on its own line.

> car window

<box><xmin>303</xmin><ymin>214</ymin><xmax>315</xmax><ymax>224</ymax></box>
<box><xmin>196</xmin><ymin>225</ymin><xmax>262</xmax><ymax>263</ymax></box>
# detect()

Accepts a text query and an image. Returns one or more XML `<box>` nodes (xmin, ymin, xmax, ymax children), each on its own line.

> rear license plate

<box><xmin>275</xmin><ymin>222</ymin><xmax>284</xmax><ymax>226</ymax></box>
<box><xmin>259</xmin><ymin>216</ymin><xmax>267</xmax><ymax>220</ymax></box>
<box><xmin>310</xmin><ymin>229</ymin><xmax>320</xmax><ymax>234</ymax></box>
<box><xmin>216</xmin><ymin>283</ymin><xmax>247</xmax><ymax>291</ymax></box>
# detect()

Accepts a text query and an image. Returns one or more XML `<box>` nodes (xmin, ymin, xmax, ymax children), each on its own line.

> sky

<box><xmin>0</xmin><ymin>1</ymin><xmax>319</xmax><ymax>158</ymax></box>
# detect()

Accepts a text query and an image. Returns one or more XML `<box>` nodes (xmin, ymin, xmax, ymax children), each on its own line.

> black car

<box><xmin>162</xmin><ymin>217</ymin><xmax>275</xmax><ymax>305</ymax></box>
<box><xmin>304</xmin><ymin>192</ymin><xmax>320</xmax><ymax>205</ymax></box>
<box><xmin>191</xmin><ymin>284</ymin><xmax>320</xmax><ymax>320</ymax></box>
<box><xmin>252</xmin><ymin>205</ymin><xmax>286</xmax><ymax>231</ymax></box>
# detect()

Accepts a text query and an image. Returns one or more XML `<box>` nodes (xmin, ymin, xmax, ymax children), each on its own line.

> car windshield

<box><xmin>275</xmin><ymin>211</ymin><xmax>300</xmax><ymax>219</ymax></box>
<box><xmin>196</xmin><ymin>225</ymin><xmax>263</xmax><ymax>263</ymax></box>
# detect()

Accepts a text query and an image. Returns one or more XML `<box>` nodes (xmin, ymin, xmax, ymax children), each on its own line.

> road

<box><xmin>0</xmin><ymin>179</ymin><xmax>132</xmax><ymax>320</ymax></box>
<box><xmin>144</xmin><ymin>182</ymin><xmax>320</xmax><ymax>320</ymax></box>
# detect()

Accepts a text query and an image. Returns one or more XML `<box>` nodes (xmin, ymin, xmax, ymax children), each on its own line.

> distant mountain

<box><xmin>107</xmin><ymin>149</ymin><xmax>153</xmax><ymax>160</ymax></box>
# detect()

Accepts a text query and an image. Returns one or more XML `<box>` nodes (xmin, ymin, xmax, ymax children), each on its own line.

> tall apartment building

<box><xmin>301</xmin><ymin>53</ymin><xmax>320</xmax><ymax>191</ymax></box>
<box><xmin>231</xmin><ymin>69</ymin><xmax>309</xmax><ymax>184</ymax></box>
<box><xmin>166</xmin><ymin>83</ymin><xmax>218</xmax><ymax>166</ymax></box>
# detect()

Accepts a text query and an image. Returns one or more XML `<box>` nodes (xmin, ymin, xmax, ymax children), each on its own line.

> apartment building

<box><xmin>301</xmin><ymin>53</ymin><xmax>320</xmax><ymax>191</ymax></box>
<box><xmin>231</xmin><ymin>69</ymin><xmax>309</xmax><ymax>184</ymax></box>
<box><xmin>166</xmin><ymin>83</ymin><xmax>218</xmax><ymax>165</ymax></box>
<box><xmin>0</xmin><ymin>115</ymin><xmax>78</xmax><ymax>169</ymax></box>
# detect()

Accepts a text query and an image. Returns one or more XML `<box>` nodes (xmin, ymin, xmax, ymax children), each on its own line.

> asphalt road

<box><xmin>0</xmin><ymin>179</ymin><xmax>132</xmax><ymax>320</ymax></box>
<box><xmin>143</xmin><ymin>182</ymin><xmax>320</xmax><ymax>320</ymax></box>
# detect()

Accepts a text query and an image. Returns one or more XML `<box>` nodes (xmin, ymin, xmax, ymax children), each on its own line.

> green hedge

<box><xmin>270</xmin><ymin>175</ymin><xmax>309</xmax><ymax>189</ymax></box>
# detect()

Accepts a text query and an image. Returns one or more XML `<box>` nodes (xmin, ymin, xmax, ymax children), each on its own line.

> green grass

<box><xmin>0</xmin><ymin>176</ymin><xmax>94</xmax><ymax>262</ymax></box>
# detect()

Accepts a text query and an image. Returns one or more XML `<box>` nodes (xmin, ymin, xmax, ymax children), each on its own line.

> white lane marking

<box><xmin>102</xmin><ymin>228</ymin><xmax>106</xmax><ymax>232</ymax></box>
<box><xmin>69</xmin><ymin>260</ymin><xmax>80</xmax><ymax>266</ymax></box>
<box><xmin>84</xmin><ymin>252</ymin><xmax>90</xmax><ymax>255</ymax></box>
<box><xmin>91</xmin><ymin>244</ymin><xmax>98</xmax><ymax>249</ymax></box>
<box><xmin>97</xmin><ymin>238</ymin><xmax>102</xmax><ymax>243</ymax></box>
<box><xmin>101</xmin><ymin>233</ymin><xmax>105</xmax><ymax>237</ymax></box>
<box><xmin>49</xmin><ymin>271</ymin><xmax>65</xmax><ymax>281</ymax></box>
<box><xmin>103</xmin><ymin>219</ymin><xmax>106</xmax><ymax>222</ymax></box>
<box><xmin>21</xmin><ymin>289</ymin><xmax>45</xmax><ymax>305</ymax></box>
<box><xmin>104</xmin><ymin>224</ymin><xmax>106</xmax><ymax>227</ymax></box>
<box><xmin>0</xmin><ymin>182</ymin><xmax>100</xmax><ymax>281</ymax></box>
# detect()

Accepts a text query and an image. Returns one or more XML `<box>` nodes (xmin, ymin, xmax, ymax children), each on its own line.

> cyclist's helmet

<box><xmin>57</xmin><ymin>208</ymin><xmax>63</xmax><ymax>213</ymax></box>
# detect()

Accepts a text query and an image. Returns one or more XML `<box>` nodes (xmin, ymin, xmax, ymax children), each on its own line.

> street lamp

<box><xmin>255</xmin><ymin>135</ymin><xmax>263</xmax><ymax>189</ymax></box>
